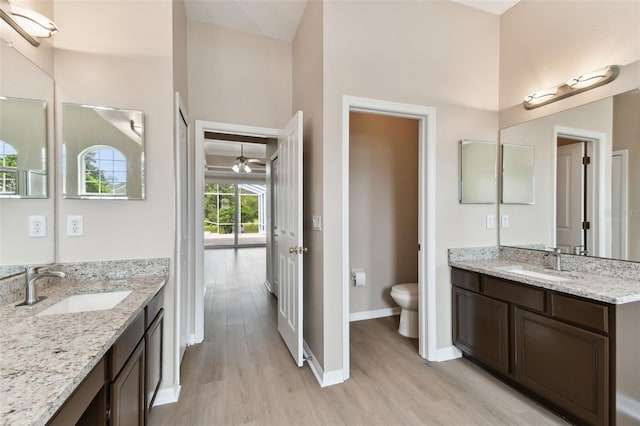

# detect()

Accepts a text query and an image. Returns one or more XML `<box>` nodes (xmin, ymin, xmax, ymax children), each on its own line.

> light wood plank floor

<box><xmin>150</xmin><ymin>248</ymin><xmax>569</xmax><ymax>426</ymax></box>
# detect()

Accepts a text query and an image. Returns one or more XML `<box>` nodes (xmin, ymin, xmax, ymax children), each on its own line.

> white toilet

<box><xmin>390</xmin><ymin>283</ymin><xmax>418</xmax><ymax>338</ymax></box>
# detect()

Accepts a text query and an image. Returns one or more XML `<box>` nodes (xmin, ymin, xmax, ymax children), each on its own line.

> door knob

<box><xmin>289</xmin><ymin>247</ymin><xmax>296</xmax><ymax>254</ymax></box>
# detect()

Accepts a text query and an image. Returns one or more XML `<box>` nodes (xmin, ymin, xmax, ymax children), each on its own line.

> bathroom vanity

<box><xmin>449</xmin><ymin>252</ymin><xmax>640</xmax><ymax>426</ymax></box>
<box><xmin>0</xmin><ymin>262</ymin><xmax>166</xmax><ymax>426</ymax></box>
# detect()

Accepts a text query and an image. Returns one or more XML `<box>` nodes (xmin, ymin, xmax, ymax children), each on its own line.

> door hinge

<box><xmin>106</xmin><ymin>407</ymin><xmax>111</xmax><ymax>423</ymax></box>
<box><xmin>418</xmin><ymin>244</ymin><xmax>421</xmax><ymax>251</ymax></box>
<box><xmin>582</xmin><ymin>221</ymin><xmax>591</xmax><ymax>230</ymax></box>
<box><xmin>582</xmin><ymin>156</ymin><xmax>591</xmax><ymax>165</ymax></box>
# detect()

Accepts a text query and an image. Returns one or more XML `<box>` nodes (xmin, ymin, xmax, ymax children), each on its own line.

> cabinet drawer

<box><xmin>145</xmin><ymin>287</ymin><xmax>164</xmax><ymax>328</ymax></box>
<box><xmin>483</xmin><ymin>276</ymin><xmax>545</xmax><ymax>312</ymax></box>
<box><xmin>451</xmin><ymin>268</ymin><xmax>480</xmax><ymax>292</ymax></box>
<box><xmin>551</xmin><ymin>293</ymin><xmax>609</xmax><ymax>333</ymax></box>
<box><xmin>111</xmin><ymin>310</ymin><xmax>145</xmax><ymax>378</ymax></box>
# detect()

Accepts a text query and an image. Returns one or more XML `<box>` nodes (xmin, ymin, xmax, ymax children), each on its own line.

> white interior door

<box><xmin>178</xmin><ymin>105</ymin><xmax>189</xmax><ymax>363</ymax></box>
<box><xmin>556</xmin><ymin>142</ymin><xmax>584</xmax><ymax>252</ymax></box>
<box><xmin>277</xmin><ymin>111</ymin><xmax>304</xmax><ymax>367</ymax></box>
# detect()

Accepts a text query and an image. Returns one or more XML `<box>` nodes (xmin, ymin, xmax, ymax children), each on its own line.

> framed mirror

<box><xmin>62</xmin><ymin>103</ymin><xmax>145</xmax><ymax>199</ymax></box>
<box><xmin>499</xmin><ymin>88</ymin><xmax>640</xmax><ymax>261</ymax></box>
<box><xmin>459</xmin><ymin>140</ymin><xmax>496</xmax><ymax>204</ymax></box>
<box><xmin>501</xmin><ymin>144</ymin><xmax>535</xmax><ymax>204</ymax></box>
<box><xmin>0</xmin><ymin>39</ymin><xmax>55</xmax><ymax>273</ymax></box>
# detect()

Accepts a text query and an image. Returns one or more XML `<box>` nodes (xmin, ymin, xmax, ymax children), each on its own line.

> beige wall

<box><xmin>53</xmin><ymin>0</ymin><xmax>177</xmax><ymax>391</ymax></box>
<box><xmin>613</xmin><ymin>90</ymin><xmax>640</xmax><ymax>260</ymax></box>
<box><xmin>349</xmin><ymin>112</ymin><xmax>418</xmax><ymax>314</ymax></box>
<box><xmin>187</xmin><ymin>21</ymin><xmax>292</xmax><ymax>128</ymax></box>
<box><xmin>173</xmin><ymin>0</ymin><xmax>189</xmax><ymax>106</ymax></box>
<box><xmin>499</xmin><ymin>0</ymin><xmax>640</xmax><ymax>127</ymax></box>
<box><xmin>292</xmin><ymin>0</ymin><xmax>325</xmax><ymax>367</ymax></box>
<box><xmin>318</xmin><ymin>0</ymin><xmax>500</xmax><ymax>371</ymax></box>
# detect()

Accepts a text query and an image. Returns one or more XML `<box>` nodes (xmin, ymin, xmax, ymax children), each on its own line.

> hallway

<box><xmin>150</xmin><ymin>248</ymin><xmax>567</xmax><ymax>425</ymax></box>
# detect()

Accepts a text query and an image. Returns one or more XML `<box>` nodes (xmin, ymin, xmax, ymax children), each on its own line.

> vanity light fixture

<box><xmin>0</xmin><ymin>1</ymin><xmax>57</xmax><ymax>47</ymax></box>
<box><xmin>524</xmin><ymin>65</ymin><xmax>619</xmax><ymax>110</ymax></box>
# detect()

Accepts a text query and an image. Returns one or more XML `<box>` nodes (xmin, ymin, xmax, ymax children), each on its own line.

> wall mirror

<box><xmin>63</xmin><ymin>103</ymin><xmax>145</xmax><ymax>199</ymax></box>
<box><xmin>499</xmin><ymin>88</ymin><xmax>640</xmax><ymax>261</ymax></box>
<box><xmin>0</xmin><ymin>97</ymin><xmax>48</xmax><ymax>198</ymax></box>
<box><xmin>459</xmin><ymin>140</ymin><xmax>496</xmax><ymax>204</ymax></box>
<box><xmin>501</xmin><ymin>144</ymin><xmax>535</xmax><ymax>204</ymax></box>
<box><xmin>0</xmin><ymin>39</ymin><xmax>55</xmax><ymax>274</ymax></box>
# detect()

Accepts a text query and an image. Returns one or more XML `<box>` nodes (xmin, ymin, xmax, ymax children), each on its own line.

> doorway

<box><xmin>553</xmin><ymin>126</ymin><xmax>608</xmax><ymax>258</ymax></box>
<box><xmin>556</xmin><ymin>138</ymin><xmax>587</xmax><ymax>254</ymax></box>
<box><xmin>347</xmin><ymin>111</ymin><xmax>419</xmax><ymax>345</ymax></box>
<box><xmin>341</xmin><ymin>95</ymin><xmax>439</xmax><ymax>382</ymax></box>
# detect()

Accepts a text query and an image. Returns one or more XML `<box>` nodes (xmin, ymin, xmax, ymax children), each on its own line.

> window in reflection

<box><xmin>79</xmin><ymin>146</ymin><xmax>127</xmax><ymax>195</ymax></box>
<box><xmin>0</xmin><ymin>141</ymin><xmax>18</xmax><ymax>194</ymax></box>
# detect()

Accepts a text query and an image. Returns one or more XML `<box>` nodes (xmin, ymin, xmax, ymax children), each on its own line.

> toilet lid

<box><xmin>391</xmin><ymin>283</ymin><xmax>418</xmax><ymax>295</ymax></box>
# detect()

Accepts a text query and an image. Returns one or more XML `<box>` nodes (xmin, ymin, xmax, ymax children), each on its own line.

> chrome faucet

<box><xmin>546</xmin><ymin>248</ymin><xmax>562</xmax><ymax>271</ymax></box>
<box><xmin>21</xmin><ymin>266</ymin><xmax>66</xmax><ymax>306</ymax></box>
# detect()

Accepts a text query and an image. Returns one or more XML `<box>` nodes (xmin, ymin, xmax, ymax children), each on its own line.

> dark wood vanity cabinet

<box><xmin>514</xmin><ymin>308</ymin><xmax>609</xmax><ymax>425</ymax></box>
<box><xmin>47</xmin><ymin>288</ymin><xmax>164</xmax><ymax>426</ymax></box>
<box><xmin>451</xmin><ymin>267</ymin><xmax>613</xmax><ymax>426</ymax></box>
<box><xmin>453</xmin><ymin>287</ymin><xmax>509</xmax><ymax>376</ymax></box>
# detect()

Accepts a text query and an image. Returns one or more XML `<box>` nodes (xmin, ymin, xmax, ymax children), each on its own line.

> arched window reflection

<box><xmin>0</xmin><ymin>141</ymin><xmax>18</xmax><ymax>195</ymax></box>
<box><xmin>79</xmin><ymin>146</ymin><xmax>127</xmax><ymax>195</ymax></box>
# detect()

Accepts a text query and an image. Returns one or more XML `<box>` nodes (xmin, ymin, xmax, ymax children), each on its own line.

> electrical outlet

<box><xmin>28</xmin><ymin>216</ymin><xmax>47</xmax><ymax>237</ymax></box>
<box><xmin>67</xmin><ymin>215</ymin><xmax>84</xmax><ymax>236</ymax></box>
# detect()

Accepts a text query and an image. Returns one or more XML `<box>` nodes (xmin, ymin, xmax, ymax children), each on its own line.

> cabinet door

<box><xmin>145</xmin><ymin>309</ymin><xmax>163</xmax><ymax>420</ymax></box>
<box><xmin>111</xmin><ymin>339</ymin><xmax>146</xmax><ymax>426</ymax></box>
<box><xmin>453</xmin><ymin>287</ymin><xmax>509</xmax><ymax>375</ymax></box>
<box><xmin>514</xmin><ymin>308</ymin><xmax>609</xmax><ymax>426</ymax></box>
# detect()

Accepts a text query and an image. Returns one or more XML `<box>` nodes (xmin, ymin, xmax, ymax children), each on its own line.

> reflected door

<box><xmin>556</xmin><ymin>142</ymin><xmax>585</xmax><ymax>253</ymax></box>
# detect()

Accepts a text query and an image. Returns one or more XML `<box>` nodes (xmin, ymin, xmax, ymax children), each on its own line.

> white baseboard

<box><xmin>303</xmin><ymin>340</ymin><xmax>344</xmax><ymax>388</ymax></box>
<box><xmin>152</xmin><ymin>384</ymin><xmax>181</xmax><ymax>406</ymax></box>
<box><xmin>432</xmin><ymin>345</ymin><xmax>463</xmax><ymax>362</ymax></box>
<box><xmin>618</xmin><ymin>393</ymin><xmax>640</xmax><ymax>422</ymax></box>
<box><xmin>349</xmin><ymin>307</ymin><xmax>400</xmax><ymax>322</ymax></box>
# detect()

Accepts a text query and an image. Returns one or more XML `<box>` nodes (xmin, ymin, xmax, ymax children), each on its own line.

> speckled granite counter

<box><xmin>0</xmin><ymin>274</ymin><xmax>166</xmax><ymax>426</ymax></box>
<box><xmin>448</xmin><ymin>246</ymin><xmax>640</xmax><ymax>304</ymax></box>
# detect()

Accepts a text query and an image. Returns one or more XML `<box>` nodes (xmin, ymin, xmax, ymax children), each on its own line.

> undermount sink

<box><xmin>499</xmin><ymin>266</ymin><xmax>571</xmax><ymax>282</ymax></box>
<box><xmin>36</xmin><ymin>290</ymin><xmax>132</xmax><ymax>316</ymax></box>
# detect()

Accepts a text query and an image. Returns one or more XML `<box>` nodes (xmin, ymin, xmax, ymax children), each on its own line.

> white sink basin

<box><xmin>499</xmin><ymin>266</ymin><xmax>570</xmax><ymax>282</ymax></box>
<box><xmin>36</xmin><ymin>290</ymin><xmax>132</xmax><ymax>316</ymax></box>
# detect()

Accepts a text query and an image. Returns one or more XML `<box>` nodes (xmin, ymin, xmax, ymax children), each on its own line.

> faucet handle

<box><xmin>545</xmin><ymin>247</ymin><xmax>562</xmax><ymax>255</ymax></box>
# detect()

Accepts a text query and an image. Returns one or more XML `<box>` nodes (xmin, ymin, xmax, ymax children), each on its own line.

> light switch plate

<box><xmin>501</xmin><ymin>214</ymin><xmax>510</xmax><ymax>229</ymax></box>
<box><xmin>486</xmin><ymin>214</ymin><xmax>495</xmax><ymax>229</ymax></box>
<box><xmin>312</xmin><ymin>215</ymin><xmax>322</xmax><ymax>231</ymax></box>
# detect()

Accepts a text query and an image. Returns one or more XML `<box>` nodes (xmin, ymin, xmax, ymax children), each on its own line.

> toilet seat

<box><xmin>391</xmin><ymin>283</ymin><xmax>418</xmax><ymax>295</ymax></box>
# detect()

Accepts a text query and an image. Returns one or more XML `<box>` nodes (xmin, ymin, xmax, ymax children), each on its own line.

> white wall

<box><xmin>52</xmin><ymin>0</ymin><xmax>178</xmax><ymax>393</ymax></box>
<box><xmin>187</xmin><ymin>21</ymin><xmax>292</xmax><ymax>128</ymax></box>
<box><xmin>499</xmin><ymin>0</ymin><xmax>640</xmax><ymax>127</ymax></box>
<box><xmin>349</xmin><ymin>112</ymin><xmax>418</xmax><ymax>314</ymax></box>
<box><xmin>292</xmin><ymin>0</ymin><xmax>325</xmax><ymax>367</ymax></box>
<box><xmin>317</xmin><ymin>0</ymin><xmax>500</xmax><ymax>371</ymax></box>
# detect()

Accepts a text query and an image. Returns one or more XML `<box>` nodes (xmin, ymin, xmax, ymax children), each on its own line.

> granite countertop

<box><xmin>0</xmin><ymin>275</ymin><xmax>165</xmax><ymax>426</ymax></box>
<box><xmin>449</xmin><ymin>258</ymin><xmax>640</xmax><ymax>305</ymax></box>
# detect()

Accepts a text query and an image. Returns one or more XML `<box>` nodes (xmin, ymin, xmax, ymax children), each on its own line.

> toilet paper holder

<box><xmin>351</xmin><ymin>269</ymin><xmax>366</xmax><ymax>287</ymax></box>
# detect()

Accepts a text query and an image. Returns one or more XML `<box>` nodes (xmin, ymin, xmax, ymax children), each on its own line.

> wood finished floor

<box><xmin>150</xmin><ymin>248</ymin><xmax>569</xmax><ymax>426</ymax></box>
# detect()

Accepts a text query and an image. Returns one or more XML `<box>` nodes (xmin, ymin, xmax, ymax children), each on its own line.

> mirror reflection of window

<box><xmin>0</xmin><ymin>141</ymin><xmax>18</xmax><ymax>195</ymax></box>
<box><xmin>79</xmin><ymin>146</ymin><xmax>127</xmax><ymax>195</ymax></box>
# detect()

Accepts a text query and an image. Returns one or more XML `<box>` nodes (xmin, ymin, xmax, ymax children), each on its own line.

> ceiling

<box><xmin>184</xmin><ymin>0</ymin><xmax>521</xmax><ymax>42</ymax></box>
<box><xmin>204</xmin><ymin>140</ymin><xmax>267</xmax><ymax>177</ymax></box>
